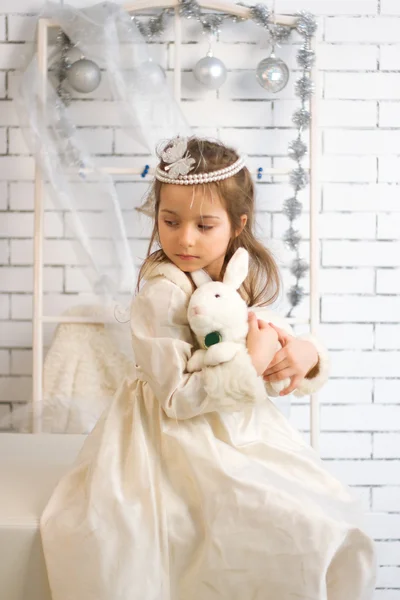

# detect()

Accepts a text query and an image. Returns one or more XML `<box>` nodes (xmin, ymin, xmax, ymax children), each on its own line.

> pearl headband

<box><xmin>155</xmin><ymin>136</ymin><xmax>246</xmax><ymax>185</ymax></box>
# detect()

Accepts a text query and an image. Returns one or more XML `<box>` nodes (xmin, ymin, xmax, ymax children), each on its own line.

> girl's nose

<box><xmin>179</xmin><ymin>227</ymin><xmax>195</xmax><ymax>248</ymax></box>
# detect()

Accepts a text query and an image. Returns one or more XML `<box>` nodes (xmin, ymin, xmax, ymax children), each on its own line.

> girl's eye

<box><xmin>165</xmin><ymin>220</ymin><xmax>178</xmax><ymax>227</ymax></box>
<box><xmin>199</xmin><ymin>225</ymin><xmax>213</xmax><ymax>231</ymax></box>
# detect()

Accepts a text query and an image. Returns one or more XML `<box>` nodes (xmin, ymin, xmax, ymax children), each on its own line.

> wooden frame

<box><xmin>32</xmin><ymin>0</ymin><xmax>320</xmax><ymax>448</ymax></box>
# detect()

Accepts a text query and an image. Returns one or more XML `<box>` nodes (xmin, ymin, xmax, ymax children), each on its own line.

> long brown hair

<box><xmin>137</xmin><ymin>137</ymin><xmax>281</xmax><ymax>307</ymax></box>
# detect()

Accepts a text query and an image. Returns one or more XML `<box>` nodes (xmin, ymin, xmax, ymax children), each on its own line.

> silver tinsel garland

<box><xmin>55</xmin><ymin>30</ymin><xmax>72</xmax><ymax>105</ymax></box>
<box><xmin>295</xmin><ymin>75</ymin><xmax>315</xmax><ymax>101</ymax></box>
<box><xmin>296</xmin><ymin>11</ymin><xmax>318</xmax><ymax>37</ymax></box>
<box><xmin>283</xmin><ymin>197</ymin><xmax>302</xmax><ymax>220</ymax></box>
<box><xmin>201</xmin><ymin>13</ymin><xmax>225</xmax><ymax>36</ymax></box>
<box><xmin>269</xmin><ymin>24</ymin><xmax>292</xmax><ymax>44</ymax></box>
<box><xmin>179</xmin><ymin>0</ymin><xmax>201</xmax><ymax>20</ymax></box>
<box><xmin>284</xmin><ymin>11</ymin><xmax>317</xmax><ymax>316</ymax></box>
<box><xmin>53</xmin><ymin>30</ymin><xmax>86</xmax><ymax>172</ymax></box>
<box><xmin>292</xmin><ymin>108</ymin><xmax>311</xmax><ymax>129</ymax></box>
<box><xmin>132</xmin><ymin>1</ymin><xmax>292</xmax><ymax>41</ymax></box>
<box><xmin>132</xmin><ymin>8</ymin><xmax>172</xmax><ymax>39</ymax></box>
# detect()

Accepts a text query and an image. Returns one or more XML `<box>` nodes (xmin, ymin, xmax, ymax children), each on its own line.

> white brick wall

<box><xmin>0</xmin><ymin>1</ymin><xmax>399</xmax><ymax>596</ymax></box>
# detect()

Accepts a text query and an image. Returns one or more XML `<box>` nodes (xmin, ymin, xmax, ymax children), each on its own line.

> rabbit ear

<box><xmin>191</xmin><ymin>269</ymin><xmax>213</xmax><ymax>288</ymax></box>
<box><xmin>223</xmin><ymin>248</ymin><xmax>249</xmax><ymax>290</ymax></box>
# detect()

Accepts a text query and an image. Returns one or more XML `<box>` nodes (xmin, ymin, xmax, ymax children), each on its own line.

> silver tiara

<box><xmin>155</xmin><ymin>136</ymin><xmax>246</xmax><ymax>185</ymax></box>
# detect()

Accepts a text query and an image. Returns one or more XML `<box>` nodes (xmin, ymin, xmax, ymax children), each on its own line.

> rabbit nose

<box><xmin>192</xmin><ymin>306</ymin><xmax>202</xmax><ymax>316</ymax></box>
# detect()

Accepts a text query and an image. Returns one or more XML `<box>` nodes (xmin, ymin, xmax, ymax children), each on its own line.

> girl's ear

<box><xmin>223</xmin><ymin>248</ymin><xmax>249</xmax><ymax>290</ymax></box>
<box><xmin>191</xmin><ymin>269</ymin><xmax>213</xmax><ymax>288</ymax></box>
<box><xmin>235</xmin><ymin>214</ymin><xmax>248</xmax><ymax>237</ymax></box>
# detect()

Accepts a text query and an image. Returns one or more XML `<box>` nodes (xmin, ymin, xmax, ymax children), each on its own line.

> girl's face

<box><xmin>158</xmin><ymin>184</ymin><xmax>246</xmax><ymax>280</ymax></box>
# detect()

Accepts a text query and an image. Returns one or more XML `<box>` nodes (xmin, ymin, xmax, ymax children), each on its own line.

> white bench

<box><xmin>0</xmin><ymin>434</ymin><xmax>85</xmax><ymax>600</ymax></box>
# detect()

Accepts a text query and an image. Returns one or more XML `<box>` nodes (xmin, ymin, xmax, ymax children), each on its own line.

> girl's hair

<box><xmin>137</xmin><ymin>137</ymin><xmax>281</xmax><ymax>307</ymax></box>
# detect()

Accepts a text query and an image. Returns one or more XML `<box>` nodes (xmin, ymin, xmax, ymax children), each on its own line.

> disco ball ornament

<box><xmin>67</xmin><ymin>58</ymin><xmax>102</xmax><ymax>93</ymax></box>
<box><xmin>256</xmin><ymin>52</ymin><xmax>289</xmax><ymax>93</ymax></box>
<box><xmin>193</xmin><ymin>51</ymin><xmax>227</xmax><ymax>90</ymax></box>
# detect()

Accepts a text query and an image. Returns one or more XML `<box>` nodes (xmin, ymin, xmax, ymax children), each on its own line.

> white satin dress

<box><xmin>41</xmin><ymin>261</ymin><xmax>376</xmax><ymax>600</ymax></box>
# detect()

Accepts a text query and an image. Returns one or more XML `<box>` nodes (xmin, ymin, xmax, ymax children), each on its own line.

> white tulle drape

<box><xmin>3</xmin><ymin>1</ymin><xmax>191</xmax><ymax>433</ymax></box>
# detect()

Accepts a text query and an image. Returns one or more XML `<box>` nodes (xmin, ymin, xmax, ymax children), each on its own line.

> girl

<box><xmin>41</xmin><ymin>137</ymin><xmax>376</xmax><ymax>600</ymax></box>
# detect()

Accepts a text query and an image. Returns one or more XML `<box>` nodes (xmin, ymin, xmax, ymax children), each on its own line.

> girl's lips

<box><xmin>177</xmin><ymin>254</ymin><xmax>198</xmax><ymax>260</ymax></box>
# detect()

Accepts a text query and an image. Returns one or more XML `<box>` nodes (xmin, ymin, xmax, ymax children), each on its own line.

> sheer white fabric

<box><xmin>18</xmin><ymin>1</ymin><xmax>190</xmax><ymax>312</ymax></box>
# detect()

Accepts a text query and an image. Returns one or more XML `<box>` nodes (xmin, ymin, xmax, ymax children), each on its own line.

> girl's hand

<box><xmin>262</xmin><ymin>323</ymin><xmax>319</xmax><ymax>396</ymax></box>
<box><xmin>246</xmin><ymin>312</ymin><xmax>279</xmax><ymax>376</ymax></box>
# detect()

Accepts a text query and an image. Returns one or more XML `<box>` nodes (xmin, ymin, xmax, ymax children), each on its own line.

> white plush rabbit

<box><xmin>187</xmin><ymin>247</ymin><xmax>291</xmax><ymax>397</ymax></box>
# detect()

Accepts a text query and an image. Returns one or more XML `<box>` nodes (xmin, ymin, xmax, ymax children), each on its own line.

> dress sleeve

<box><xmin>252</xmin><ymin>307</ymin><xmax>330</xmax><ymax>397</ymax></box>
<box><xmin>131</xmin><ymin>277</ymin><xmax>266</xmax><ymax>420</ymax></box>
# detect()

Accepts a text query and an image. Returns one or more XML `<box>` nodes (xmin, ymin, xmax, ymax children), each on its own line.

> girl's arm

<box><xmin>251</xmin><ymin>308</ymin><xmax>330</xmax><ymax>397</ymax></box>
<box><xmin>131</xmin><ymin>278</ymin><xmax>267</xmax><ymax>420</ymax></box>
<box><xmin>290</xmin><ymin>332</ymin><xmax>330</xmax><ymax>397</ymax></box>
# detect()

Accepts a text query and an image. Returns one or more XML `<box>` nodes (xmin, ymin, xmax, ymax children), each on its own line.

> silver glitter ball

<box><xmin>256</xmin><ymin>54</ymin><xmax>289</xmax><ymax>93</ymax></box>
<box><xmin>193</xmin><ymin>54</ymin><xmax>227</xmax><ymax>90</ymax></box>
<box><xmin>67</xmin><ymin>58</ymin><xmax>102</xmax><ymax>93</ymax></box>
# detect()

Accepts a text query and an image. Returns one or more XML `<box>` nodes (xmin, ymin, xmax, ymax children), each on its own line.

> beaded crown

<box><xmin>155</xmin><ymin>136</ymin><xmax>245</xmax><ymax>185</ymax></box>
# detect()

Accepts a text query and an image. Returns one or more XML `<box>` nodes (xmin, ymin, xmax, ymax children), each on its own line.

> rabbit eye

<box><xmin>215</xmin><ymin>294</ymin><xmax>220</xmax><ymax>298</ymax></box>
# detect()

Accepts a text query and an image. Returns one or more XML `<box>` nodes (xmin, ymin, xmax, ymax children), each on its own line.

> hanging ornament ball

<box><xmin>193</xmin><ymin>55</ymin><xmax>227</xmax><ymax>90</ymax></box>
<box><xmin>256</xmin><ymin>54</ymin><xmax>289</xmax><ymax>93</ymax></box>
<box><xmin>134</xmin><ymin>60</ymin><xmax>166</xmax><ymax>93</ymax></box>
<box><xmin>64</xmin><ymin>46</ymin><xmax>84</xmax><ymax>67</ymax></box>
<box><xmin>67</xmin><ymin>58</ymin><xmax>102</xmax><ymax>93</ymax></box>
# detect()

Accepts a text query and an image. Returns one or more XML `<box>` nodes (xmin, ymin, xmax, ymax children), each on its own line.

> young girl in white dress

<box><xmin>41</xmin><ymin>137</ymin><xmax>376</xmax><ymax>600</ymax></box>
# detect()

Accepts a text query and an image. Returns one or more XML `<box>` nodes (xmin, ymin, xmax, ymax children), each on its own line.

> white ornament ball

<box><xmin>193</xmin><ymin>55</ymin><xmax>227</xmax><ymax>90</ymax></box>
<box><xmin>256</xmin><ymin>55</ymin><xmax>289</xmax><ymax>93</ymax></box>
<box><xmin>134</xmin><ymin>60</ymin><xmax>166</xmax><ymax>93</ymax></box>
<box><xmin>67</xmin><ymin>58</ymin><xmax>102</xmax><ymax>94</ymax></box>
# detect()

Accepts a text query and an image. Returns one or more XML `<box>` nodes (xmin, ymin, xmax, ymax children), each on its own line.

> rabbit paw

<box><xmin>204</xmin><ymin>342</ymin><xmax>240</xmax><ymax>367</ymax></box>
<box><xmin>187</xmin><ymin>349</ymin><xmax>207</xmax><ymax>372</ymax></box>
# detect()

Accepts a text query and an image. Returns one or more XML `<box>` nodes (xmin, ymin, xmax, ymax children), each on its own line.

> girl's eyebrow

<box><xmin>160</xmin><ymin>209</ymin><xmax>220</xmax><ymax>220</ymax></box>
